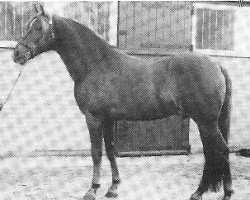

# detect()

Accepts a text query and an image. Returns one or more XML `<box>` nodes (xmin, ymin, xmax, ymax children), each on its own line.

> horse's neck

<box><xmin>53</xmin><ymin>16</ymin><xmax>111</xmax><ymax>82</ymax></box>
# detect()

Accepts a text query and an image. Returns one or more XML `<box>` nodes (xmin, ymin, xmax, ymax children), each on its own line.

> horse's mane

<box><xmin>53</xmin><ymin>15</ymin><xmax>114</xmax><ymax>53</ymax></box>
<box><xmin>52</xmin><ymin>15</ymin><xmax>122</xmax><ymax>73</ymax></box>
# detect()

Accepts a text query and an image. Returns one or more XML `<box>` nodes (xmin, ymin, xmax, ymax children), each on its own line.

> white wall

<box><xmin>0</xmin><ymin>51</ymin><xmax>90</xmax><ymax>156</ymax></box>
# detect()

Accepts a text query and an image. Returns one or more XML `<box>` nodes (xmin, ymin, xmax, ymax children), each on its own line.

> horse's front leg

<box><xmin>103</xmin><ymin>120</ymin><xmax>121</xmax><ymax>198</ymax></box>
<box><xmin>83</xmin><ymin>113</ymin><xmax>104</xmax><ymax>200</ymax></box>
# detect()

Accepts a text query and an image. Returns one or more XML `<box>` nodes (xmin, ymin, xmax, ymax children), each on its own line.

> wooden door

<box><xmin>115</xmin><ymin>1</ymin><xmax>192</xmax><ymax>156</ymax></box>
<box><xmin>117</xmin><ymin>1</ymin><xmax>193</xmax><ymax>52</ymax></box>
<box><xmin>115</xmin><ymin>117</ymin><xmax>190</xmax><ymax>157</ymax></box>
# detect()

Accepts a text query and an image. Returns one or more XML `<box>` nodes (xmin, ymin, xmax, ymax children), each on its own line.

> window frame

<box><xmin>192</xmin><ymin>3</ymin><xmax>250</xmax><ymax>57</ymax></box>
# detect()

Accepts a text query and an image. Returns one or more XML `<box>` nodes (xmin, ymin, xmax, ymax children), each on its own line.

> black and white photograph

<box><xmin>0</xmin><ymin>1</ymin><xmax>250</xmax><ymax>200</ymax></box>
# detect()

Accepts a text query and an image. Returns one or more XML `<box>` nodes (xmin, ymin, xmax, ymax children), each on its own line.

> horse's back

<box><xmin>78</xmin><ymin>49</ymin><xmax>226</xmax><ymax>122</ymax></box>
<box><xmin>111</xmin><ymin>51</ymin><xmax>226</xmax><ymax>121</ymax></box>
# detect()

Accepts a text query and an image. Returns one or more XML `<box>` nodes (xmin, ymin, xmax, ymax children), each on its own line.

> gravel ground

<box><xmin>0</xmin><ymin>153</ymin><xmax>249</xmax><ymax>200</ymax></box>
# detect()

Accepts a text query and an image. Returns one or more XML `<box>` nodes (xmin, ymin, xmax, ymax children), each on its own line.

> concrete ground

<box><xmin>0</xmin><ymin>153</ymin><xmax>249</xmax><ymax>200</ymax></box>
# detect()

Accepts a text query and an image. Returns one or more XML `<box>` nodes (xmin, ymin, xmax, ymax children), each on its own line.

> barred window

<box><xmin>193</xmin><ymin>4</ymin><xmax>250</xmax><ymax>57</ymax></box>
<box><xmin>196</xmin><ymin>8</ymin><xmax>234</xmax><ymax>50</ymax></box>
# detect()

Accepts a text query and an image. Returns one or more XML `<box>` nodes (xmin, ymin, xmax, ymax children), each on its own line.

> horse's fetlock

<box><xmin>113</xmin><ymin>179</ymin><xmax>121</xmax><ymax>185</ymax></box>
<box><xmin>105</xmin><ymin>190</ymin><xmax>118</xmax><ymax>198</ymax></box>
<box><xmin>92</xmin><ymin>183</ymin><xmax>101</xmax><ymax>190</ymax></box>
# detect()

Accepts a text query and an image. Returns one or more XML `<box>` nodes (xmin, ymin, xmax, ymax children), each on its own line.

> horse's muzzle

<box><xmin>13</xmin><ymin>45</ymin><xmax>31</xmax><ymax>65</ymax></box>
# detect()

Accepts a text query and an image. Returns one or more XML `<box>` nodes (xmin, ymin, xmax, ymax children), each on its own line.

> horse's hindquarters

<box><xmin>172</xmin><ymin>54</ymin><xmax>226</xmax><ymax>122</ymax></box>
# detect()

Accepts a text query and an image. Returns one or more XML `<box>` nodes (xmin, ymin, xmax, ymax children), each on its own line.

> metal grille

<box><xmin>196</xmin><ymin>8</ymin><xmax>235</xmax><ymax>50</ymax></box>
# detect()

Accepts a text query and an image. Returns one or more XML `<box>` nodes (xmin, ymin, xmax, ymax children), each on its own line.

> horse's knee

<box><xmin>91</xmin><ymin>147</ymin><xmax>102</xmax><ymax>164</ymax></box>
<box><xmin>105</xmin><ymin>142</ymin><xmax>116</xmax><ymax>160</ymax></box>
<box><xmin>106</xmin><ymin>153</ymin><xmax>115</xmax><ymax>163</ymax></box>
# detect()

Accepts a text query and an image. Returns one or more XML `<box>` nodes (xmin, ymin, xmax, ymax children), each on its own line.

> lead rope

<box><xmin>0</xmin><ymin>16</ymin><xmax>54</xmax><ymax>111</ymax></box>
<box><xmin>0</xmin><ymin>68</ymin><xmax>23</xmax><ymax>111</ymax></box>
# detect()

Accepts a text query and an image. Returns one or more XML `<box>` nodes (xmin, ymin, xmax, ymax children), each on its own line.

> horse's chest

<box><xmin>74</xmin><ymin>74</ymin><xmax>120</xmax><ymax>113</ymax></box>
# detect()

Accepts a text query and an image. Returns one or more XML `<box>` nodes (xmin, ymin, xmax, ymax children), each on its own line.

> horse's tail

<box><xmin>199</xmin><ymin>66</ymin><xmax>233</xmax><ymax>193</ymax></box>
<box><xmin>219</xmin><ymin>66</ymin><xmax>232</xmax><ymax>144</ymax></box>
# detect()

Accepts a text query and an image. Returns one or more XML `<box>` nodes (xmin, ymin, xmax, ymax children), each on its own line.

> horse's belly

<box><xmin>76</xmin><ymin>73</ymin><xmax>180</xmax><ymax>120</ymax></box>
<box><xmin>82</xmin><ymin>81</ymin><xmax>181</xmax><ymax>120</ymax></box>
<box><xmin>108</xmin><ymin>104</ymin><xmax>165</xmax><ymax>121</ymax></box>
<box><xmin>107</xmin><ymin>95</ymin><xmax>179</xmax><ymax>121</ymax></box>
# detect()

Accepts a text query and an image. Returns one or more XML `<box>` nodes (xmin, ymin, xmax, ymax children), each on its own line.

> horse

<box><xmin>13</xmin><ymin>5</ymin><xmax>233</xmax><ymax>200</ymax></box>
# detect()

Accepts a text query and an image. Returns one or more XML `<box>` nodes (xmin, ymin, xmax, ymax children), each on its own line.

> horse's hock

<box><xmin>0</xmin><ymin>49</ymin><xmax>250</xmax><ymax>156</ymax></box>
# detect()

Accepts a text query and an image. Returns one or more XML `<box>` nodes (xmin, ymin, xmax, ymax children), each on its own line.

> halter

<box><xmin>0</xmin><ymin>16</ymin><xmax>56</xmax><ymax>112</ymax></box>
<box><xmin>49</xmin><ymin>17</ymin><xmax>55</xmax><ymax>39</ymax></box>
<box><xmin>17</xmin><ymin>41</ymin><xmax>35</xmax><ymax>60</ymax></box>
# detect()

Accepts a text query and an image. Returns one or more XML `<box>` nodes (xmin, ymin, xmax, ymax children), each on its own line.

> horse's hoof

<box><xmin>190</xmin><ymin>197</ymin><xmax>202</xmax><ymax>200</ymax></box>
<box><xmin>82</xmin><ymin>193</ymin><xmax>96</xmax><ymax>200</ymax></box>
<box><xmin>223</xmin><ymin>189</ymin><xmax>234</xmax><ymax>200</ymax></box>
<box><xmin>105</xmin><ymin>191</ymin><xmax>118</xmax><ymax>198</ymax></box>
<box><xmin>223</xmin><ymin>193</ymin><xmax>233</xmax><ymax>200</ymax></box>
<box><xmin>190</xmin><ymin>193</ymin><xmax>202</xmax><ymax>200</ymax></box>
<box><xmin>190</xmin><ymin>198</ymin><xmax>202</xmax><ymax>200</ymax></box>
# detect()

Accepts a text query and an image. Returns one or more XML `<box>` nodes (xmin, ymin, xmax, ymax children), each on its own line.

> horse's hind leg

<box><xmin>190</xmin><ymin>121</ymin><xmax>231</xmax><ymax>200</ymax></box>
<box><xmin>218</xmin><ymin>67</ymin><xmax>234</xmax><ymax>200</ymax></box>
<box><xmin>103</xmin><ymin>120</ymin><xmax>121</xmax><ymax>198</ymax></box>
<box><xmin>219</xmin><ymin>109</ymin><xmax>234</xmax><ymax>200</ymax></box>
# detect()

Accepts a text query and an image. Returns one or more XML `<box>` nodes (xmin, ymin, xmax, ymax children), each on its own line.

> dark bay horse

<box><xmin>13</xmin><ymin>6</ymin><xmax>233</xmax><ymax>200</ymax></box>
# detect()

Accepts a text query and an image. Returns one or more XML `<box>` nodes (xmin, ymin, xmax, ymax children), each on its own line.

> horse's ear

<box><xmin>34</xmin><ymin>5</ymin><xmax>39</xmax><ymax>13</ymax></box>
<box><xmin>40</xmin><ymin>5</ymin><xmax>45</xmax><ymax>16</ymax></box>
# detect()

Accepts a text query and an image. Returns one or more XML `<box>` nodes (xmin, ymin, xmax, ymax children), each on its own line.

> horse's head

<box><xmin>13</xmin><ymin>5</ymin><xmax>55</xmax><ymax>65</ymax></box>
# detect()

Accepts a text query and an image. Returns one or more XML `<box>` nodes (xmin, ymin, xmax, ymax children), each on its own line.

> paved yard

<box><xmin>0</xmin><ymin>154</ymin><xmax>249</xmax><ymax>200</ymax></box>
